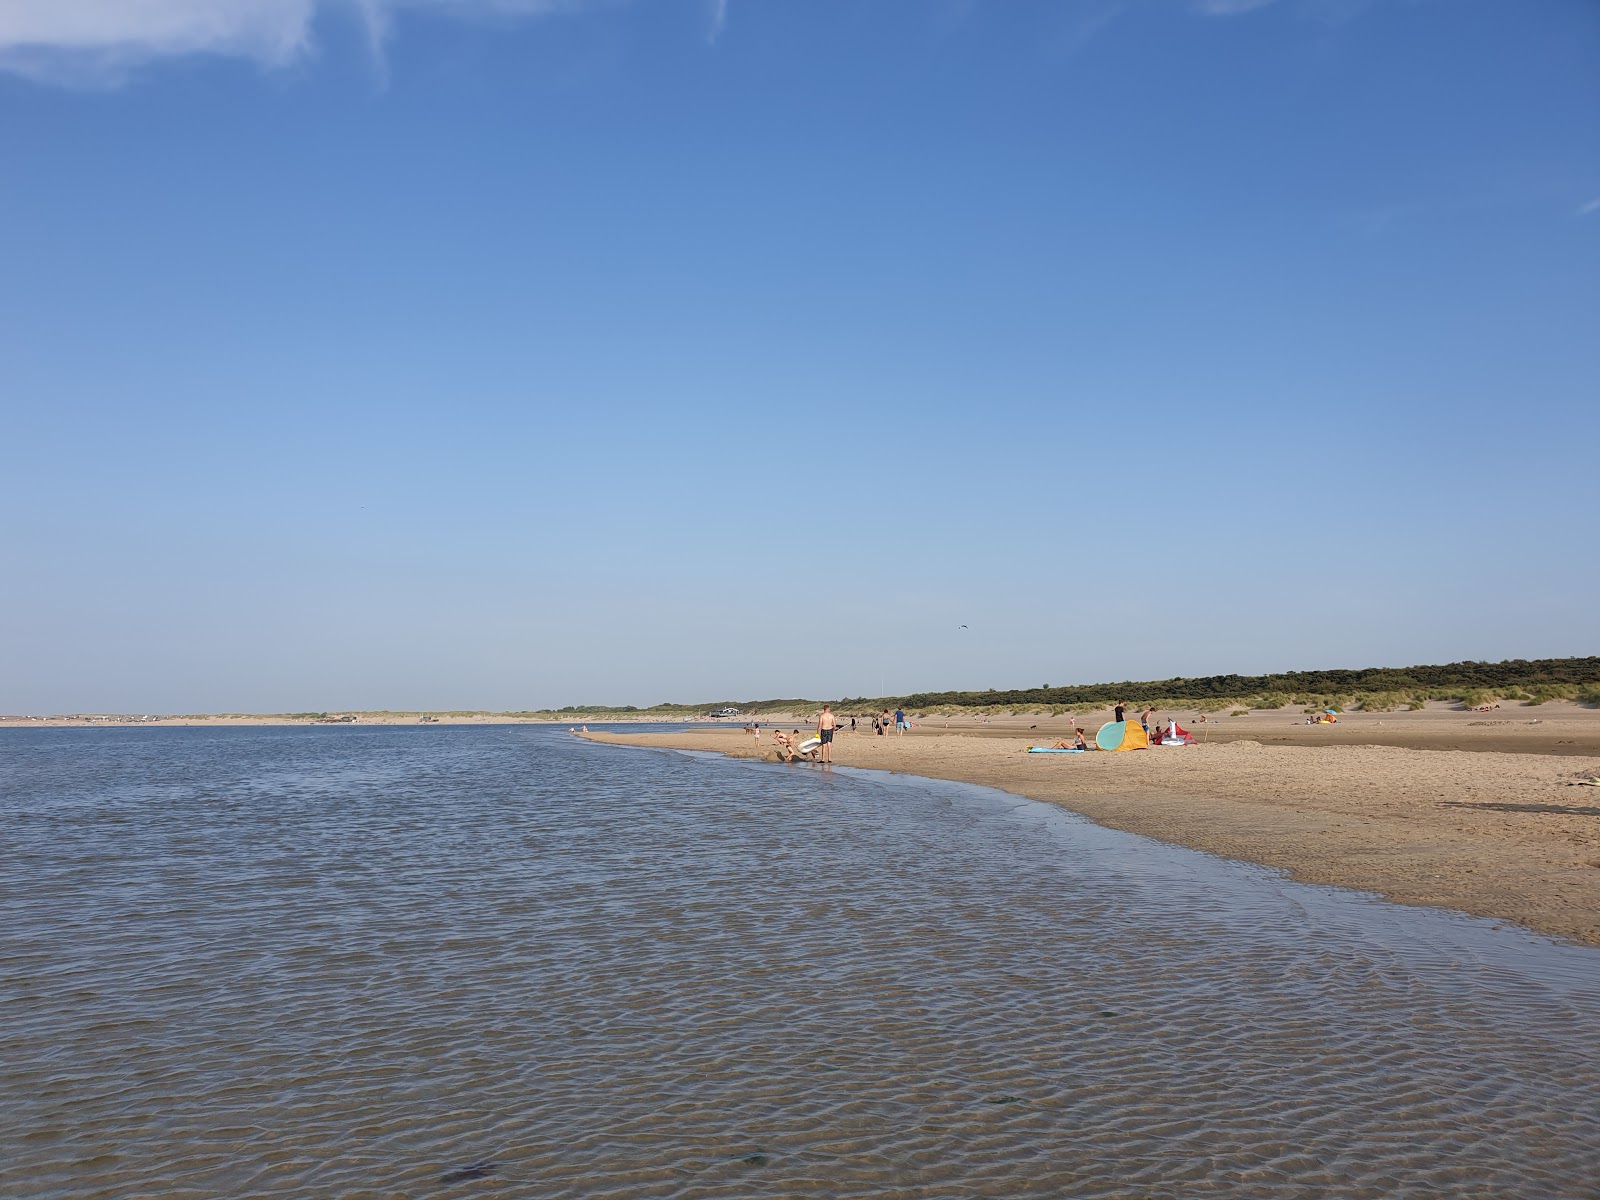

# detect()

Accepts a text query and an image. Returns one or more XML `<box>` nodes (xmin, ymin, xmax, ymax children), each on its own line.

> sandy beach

<box><xmin>585</xmin><ymin>704</ymin><xmax>1600</xmax><ymax>948</ymax></box>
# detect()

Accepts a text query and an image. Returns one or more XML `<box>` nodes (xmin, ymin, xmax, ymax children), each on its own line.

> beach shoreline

<box><xmin>0</xmin><ymin>713</ymin><xmax>752</xmax><ymax>729</ymax></box>
<box><xmin>581</xmin><ymin>722</ymin><xmax>1600</xmax><ymax>948</ymax></box>
<box><xmin>7</xmin><ymin>699</ymin><xmax>1599</xmax><ymax>753</ymax></box>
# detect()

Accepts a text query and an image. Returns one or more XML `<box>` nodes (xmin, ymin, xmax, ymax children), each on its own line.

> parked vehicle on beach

<box><xmin>708</xmin><ymin>707</ymin><xmax>742</xmax><ymax>719</ymax></box>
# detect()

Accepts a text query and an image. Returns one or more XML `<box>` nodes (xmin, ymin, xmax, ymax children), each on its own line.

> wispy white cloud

<box><xmin>1578</xmin><ymin>197</ymin><xmax>1600</xmax><ymax>218</ymax></box>
<box><xmin>0</xmin><ymin>0</ymin><xmax>579</xmax><ymax>85</ymax></box>
<box><xmin>708</xmin><ymin>0</ymin><xmax>727</xmax><ymax>44</ymax></box>
<box><xmin>1194</xmin><ymin>0</ymin><xmax>1281</xmax><ymax>14</ymax></box>
<box><xmin>1060</xmin><ymin>0</ymin><xmax>1130</xmax><ymax>53</ymax></box>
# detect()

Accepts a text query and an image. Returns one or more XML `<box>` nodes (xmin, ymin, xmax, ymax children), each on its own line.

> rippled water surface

<box><xmin>3</xmin><ymin>726</ymin><xmax>1599</xmax><ymax>1198</ymax></box>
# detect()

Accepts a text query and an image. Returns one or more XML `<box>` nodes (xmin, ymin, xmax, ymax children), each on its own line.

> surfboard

<box><xmin>1028</xmin><ymin>747</ymin><xmax>1084</xmax><ymax>754</ymax></box>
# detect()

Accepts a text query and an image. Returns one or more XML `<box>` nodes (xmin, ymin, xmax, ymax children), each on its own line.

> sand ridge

<box><xmin>583</xmin><ymin>726</ymin><xmax>1600</xmax><ymax>948</ymax></box>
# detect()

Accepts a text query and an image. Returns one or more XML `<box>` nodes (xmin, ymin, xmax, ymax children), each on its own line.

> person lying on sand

<box><xmin>1049</xmin><ymin>730</ymin><xmax>1092</xmax><ymax>751</ymax></box>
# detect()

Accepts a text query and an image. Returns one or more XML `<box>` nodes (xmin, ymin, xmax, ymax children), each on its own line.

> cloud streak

<box><xmin>0</xmin><ymin>0</ymin><xmax>577</xmax><ymax>84</ymax></box>
<box><xmin>1194</xmin><ymin>0</ymin><xmax>1281</xmax><ymax>13</ymax></box>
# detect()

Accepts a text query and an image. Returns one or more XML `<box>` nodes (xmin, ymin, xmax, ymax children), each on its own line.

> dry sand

<box><xmin>585</xmin><ymin>715</ymin><xmax>1600</xmax><ymax>948</ymax></box>
<box><xmin>909</xmin><ymin>701</ymin><xmax>1600</xmax><ymax>756</ymax></box>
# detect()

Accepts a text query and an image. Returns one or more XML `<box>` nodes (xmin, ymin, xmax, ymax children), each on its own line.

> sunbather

<box><xmin>1049</xmin><ymin>729</ymin><xmax>1092</xmax><ymax>751</ymax></box>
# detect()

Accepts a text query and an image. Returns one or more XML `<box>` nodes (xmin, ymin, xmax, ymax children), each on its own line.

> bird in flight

<box><xmin>959</xmin><ymin>625</ymin><xmax>968</xmax><ymax>629</ymax></box>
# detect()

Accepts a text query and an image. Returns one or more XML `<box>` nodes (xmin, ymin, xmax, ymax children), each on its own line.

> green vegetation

<box><xmin>1523</xmin><ymin>684</ymin><xmax>1578</xmax><ymax>706</ymax></box>
<box><xmin>152</xmin><ymin>656</ymin><xmax>1594</xmax><ymax>725</ymax></box>
<box><xmin>506</xmin><ymin>656</ymin><xmax>1600</xmax><ymax>719</ymax></box>
<box><xmin>1356</xmin><ymin>692</ymin><xmax>1403</xmax><ymax>713</ymax></box>
<box><xmin>877</xmin><ymin>657</ymin><xmax>1600</xmax><ymax>716</ymax></box>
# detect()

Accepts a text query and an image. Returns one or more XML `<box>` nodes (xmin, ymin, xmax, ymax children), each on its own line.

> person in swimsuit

<box><xmin>817</xmin><ymin>704</ymin><xmax>837</xmax><ymax>763</ymax></box>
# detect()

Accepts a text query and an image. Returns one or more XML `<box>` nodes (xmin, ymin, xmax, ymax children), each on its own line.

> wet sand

<box><xmin>585</xmin><ymin>717</ymin><xmax>1600</xmax><ymax>947</ymax></box>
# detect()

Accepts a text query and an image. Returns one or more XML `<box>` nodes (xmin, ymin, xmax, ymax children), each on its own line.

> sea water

<box><xmin>2</xmin><ymin>725</ymin><xmax>1597</xmax><ymax>1198</ymax></box>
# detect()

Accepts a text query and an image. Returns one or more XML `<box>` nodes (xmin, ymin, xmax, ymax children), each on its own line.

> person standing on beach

<box><xmin>817</xmin><ymin>704</ymin><xmax>837</xmax><ymax>763</ymax></box>
<box><xmin>1114</xmin><ymin>701</ymin><xmax>1126</xmax><ymax>723</ymax></box>
<box><xmin>894</xmin><ymin>707</ymin><xmax>907</xmax><ymax>735</ymax></box>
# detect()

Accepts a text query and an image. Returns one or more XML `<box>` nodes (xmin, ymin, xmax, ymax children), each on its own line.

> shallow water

<box><xmin>2</xmin><ymin>726</ymin><xmax>1598</xmax><ymax>1198</ymax></box>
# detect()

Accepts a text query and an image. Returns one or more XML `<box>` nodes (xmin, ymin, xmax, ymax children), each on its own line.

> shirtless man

<box><xmin>772</xmin><ymin>728</ymin><xmax>796</xmax><ymax>761</ymax></box>
<box><xmin>817</xmin><ymin>704</ymin><xmax>837</xmax><ymax>763</ymax></box>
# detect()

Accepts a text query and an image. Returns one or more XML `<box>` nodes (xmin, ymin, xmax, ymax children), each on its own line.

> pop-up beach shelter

<box><xmin>1095</xmin><ymin>721</ymin><xmax>1147</xmax><ymax>752</ymax></box>
<box><xmin>1161</xmin><ymin>722</ymin><xmax>1197</xmax><ymax>746</ymax></box>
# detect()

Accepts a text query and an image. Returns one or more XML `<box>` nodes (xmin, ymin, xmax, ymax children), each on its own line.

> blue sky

<box><xmin>2</xmin><ymin>0</ymin><xmax>1597</xmax><ymax>712</ymax></box>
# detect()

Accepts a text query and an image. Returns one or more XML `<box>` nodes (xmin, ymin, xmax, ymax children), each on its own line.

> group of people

<box><xmin>1047</xmin><ymin>702</ymin><xmax>1196</xmax><ymax>749</ymax></box>
<box><xmin>765</xmin><ymin>703</ymin><xmax>915</xmax><ymax>764</ymax></box>
<box><xmin>770</xmin><ymin>727</ymin><xmax>813</xmax><ymax>762</ymax></box>
<box><xmin>871</xmin><ymin>708</ymin><xmax>908</xmax><ymax>736</ymax></box>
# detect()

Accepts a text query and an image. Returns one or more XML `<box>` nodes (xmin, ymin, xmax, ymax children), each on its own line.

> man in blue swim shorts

<box><xmin>817</xmin><ymin>704</ymin><xmax>837</xmax><ymax>763</ymax></box>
